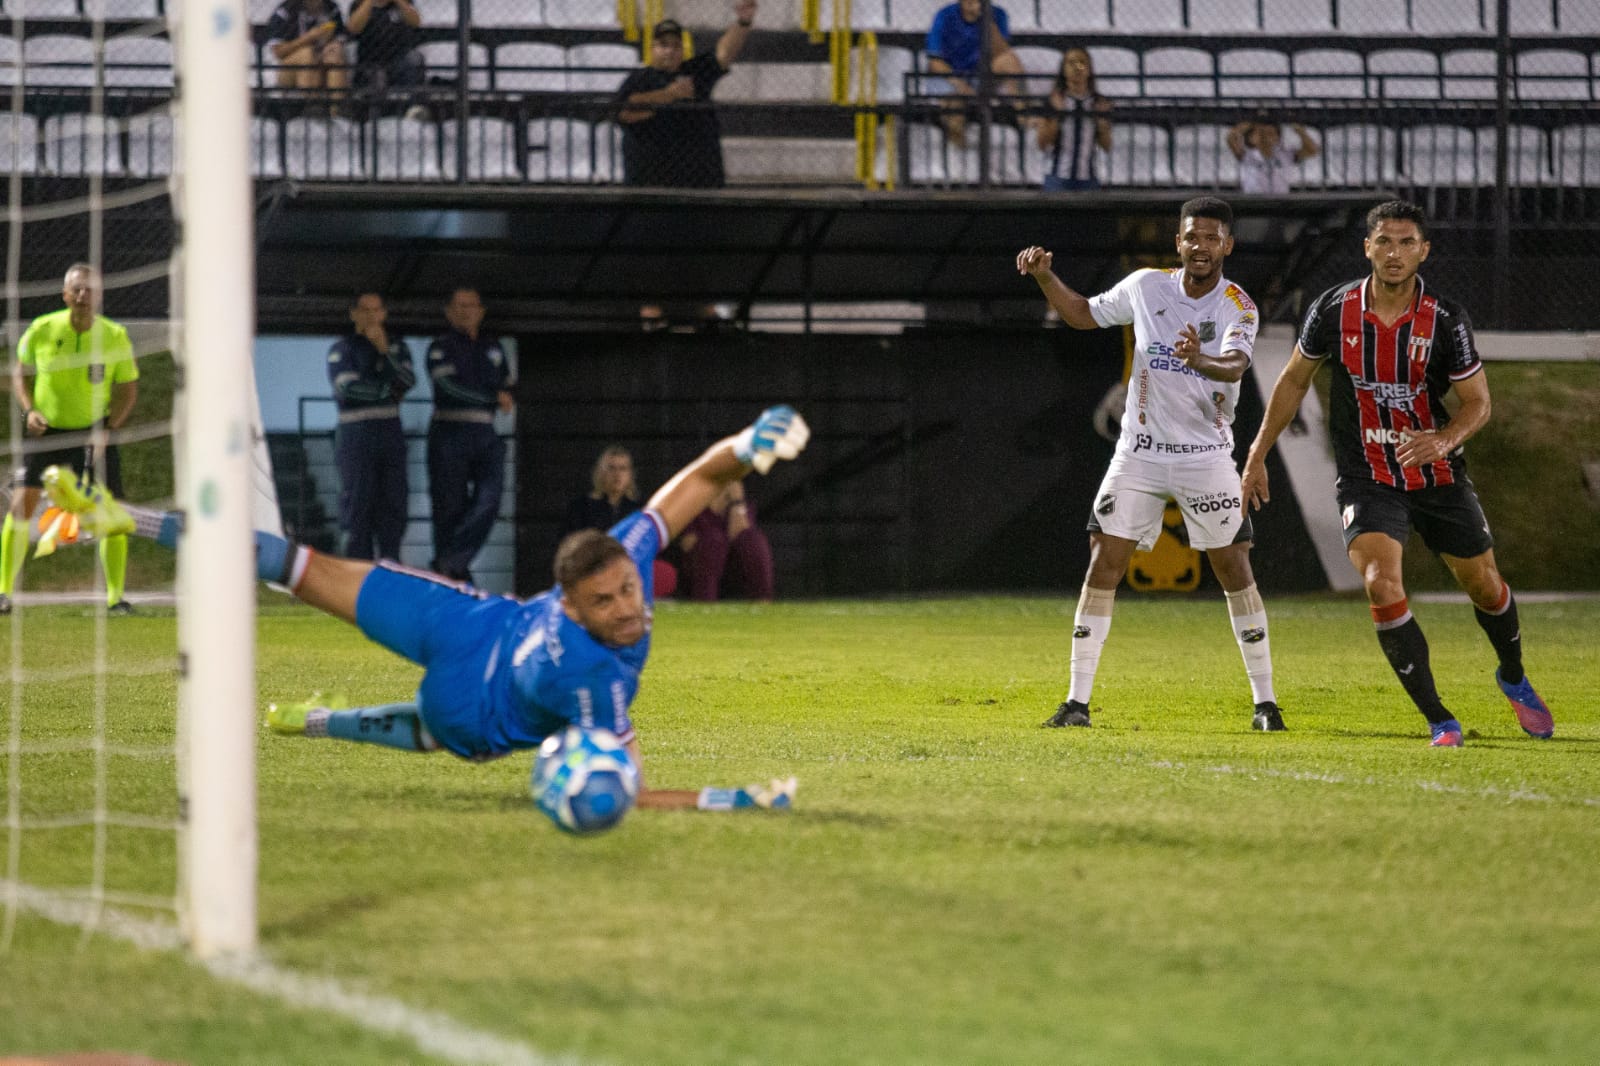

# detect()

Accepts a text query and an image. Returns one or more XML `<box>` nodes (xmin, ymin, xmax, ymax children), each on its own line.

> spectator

<box><xmin>2</xmin><ymin>264</ymin><xmax>139</xmax><ymax>617</ymax></box>
<box><xmin>562</xmin><ymin>445</ymin><xmax>678</xmax><ymax>597</ymax></box>
<box><xmin>265</xmin><ymin>0</ymin><xmax>350</xmax><ymax>102</ymax></box>
<box><xmin>1035</xmin><ymin>47</ymin><xmax>1112</xmax><ymax>191</ymax></box>
<box><xmin>329</xmin><ymin>291</ymin><xmax>414</xmax><ymax>561</ymax></box>
<box><xmin>347</xmin><ymin>0</ymin><xmax>424</xmax><ymax>104</ymax></box>
<box><xmin>925</xmin><ymin>0</ymin><xmax>1026</xmax><ymax>146</ymax></box>
<box><xmin>616</xmin><ymin>2</ymin><xmax>758</xmax><ymax>189</ymax></box>
<box><xmin>1227</xmin><ymin>114</ymin><xmax>1319</xmax><ymax>194</ymax></box>
<box><xmin>426</xmin><ymin>288</ymin><xmax>512</xmax><ymax>585</ymax></box>
<box><xmin>676</xmin><ymin>479</ymin><xmax>774</xmax><ymax>602</ymax></box>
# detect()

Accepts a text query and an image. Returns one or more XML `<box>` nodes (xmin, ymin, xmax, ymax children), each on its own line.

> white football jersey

<box><xmin>1088</xmin><ymin>267</ymin><xmax>1259</xmax><ymax>465</ymax></box>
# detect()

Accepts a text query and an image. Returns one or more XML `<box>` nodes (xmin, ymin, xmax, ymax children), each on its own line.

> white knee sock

<box><xmin>1226</xmin><ymin>583</ymin><xmax>1276</xmax><ymax>705</ymax></box>
<box><xmin>1067</xmin><ymin>583</ymin><xmax>1117</xmax><ymax>705</ymax></box>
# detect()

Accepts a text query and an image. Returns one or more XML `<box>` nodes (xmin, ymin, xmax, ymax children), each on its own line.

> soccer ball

<box><xmin>531</xmin><ymin>726</ymin><xmax>639</xmax><ymax>835</ymax></box>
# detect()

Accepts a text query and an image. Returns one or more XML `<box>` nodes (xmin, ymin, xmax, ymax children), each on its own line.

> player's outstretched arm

<box><xmin>647</xmin><ymin>405</ymin><xmax>809</xmax><ymax>540</ymax></box>
<box><xmin>1016</xmin><ymin>246</ymin><xmax>1100</xmax><ymax>330</ymax></box>
<box><xmin>1241</xmin><ymin>347</ymin><xmax>1319</xmax><ymax>510</ymax></box>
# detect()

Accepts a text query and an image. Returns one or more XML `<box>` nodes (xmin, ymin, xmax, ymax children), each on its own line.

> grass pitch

<box><xmin>3</xmin><ymin>594</ymin><xmax>1598</xmax><ymax>1065</ymax></box>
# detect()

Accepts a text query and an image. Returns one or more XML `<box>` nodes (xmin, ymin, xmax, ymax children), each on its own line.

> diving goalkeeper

<box><xmin>44</xmin><ymin>405</ymin><xmax>810</xmax><ymax>812</ymax></box>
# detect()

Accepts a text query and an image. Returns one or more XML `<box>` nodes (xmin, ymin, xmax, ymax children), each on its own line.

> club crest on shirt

<box><xmin>1407</xmin><ymin>333</ymin><xmax>1433</xmax><ymax>365</ymax></box>
<box><xmin>1096</xmin><ymin>493</ymin><xmax>1116</xmax><ymax>516</ymax></box>
<box><xmin>1341</xmin><ymin>504</ymin><xmax>1355</xmax><ymax>529</ymax></box>
<box><xmin>1197</xmin><ymin>321</ymin><xmax>1216</xmax><ymax>342</ymax></box>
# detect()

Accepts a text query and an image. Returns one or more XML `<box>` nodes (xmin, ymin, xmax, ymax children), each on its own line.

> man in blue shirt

<box><xmin>426</xmin><ymin>288</ymin><xmax>512</xmax><ymax>584</ymax></box>
<box><xmin>329</xmin><ymin>292</ymin><xmax>415</xmax><ymax>561</ymax></box>
<box><xmin>43</xmin><ymin>405</ymin><xmax>810</xmax><ymax>811</ymax></box>
<box><xmin>924</xmin><ymin>0</ymin><xmax>1026</xmax><ymax>145</ymax></box>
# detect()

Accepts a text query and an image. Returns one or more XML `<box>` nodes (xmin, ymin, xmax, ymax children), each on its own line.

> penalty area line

<box><xmin>3</xmin><ymin>880</ymin><xmax>584</xmax><ymax>1066</ymax></box>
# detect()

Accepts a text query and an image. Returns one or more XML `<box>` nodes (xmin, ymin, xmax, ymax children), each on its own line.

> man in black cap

<box><xmin>616</xmin><ymin>0</ymin><xmax>758</xmax><ymax>188</ymax></box>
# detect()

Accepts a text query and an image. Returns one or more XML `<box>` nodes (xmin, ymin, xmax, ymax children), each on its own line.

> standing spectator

<box><xmin>616</xmin><ymin>2</ymin><xmax>758</xmax><ymax>189</ymax></box>
<box><xmin>2</xmin><ymin>263</ymin><xmax>138</xmax><ymax>616</ymax></box>
<box><xmin>330</xmin><ymin>291</ymin><xmax>414</xmax><ymax>561</ymax></box>
<box><xmin>426</xmin><ymin>288</ymin><xmax>512</xmax><ymax>584</ymax></box>
<box><xmin>1227</xmin><ymin>113</ymin><xmax>1319</xmax><ymax>194</ymax></box>
<box><xmin>1035</xmin><ymin>47</ymin><xmax>1112</xmax><ymax>191</ymax></box>
<box><xmin>677</xmin><ymin>479</ymin><xmax>774</xmax><ymax>602</ymax></box>
<box><xmin>265</xmin><ymin>0</ymin><xmax>350</xmax><ymax>101</ymax></box>
<box><xmin>925</xmin><ymin>0</ymin><xmax>1026</xmax><ymax>146</ymax></box>
<box><xmin>562</xmin><ymin>445</ymin><xmax>678</xmax><ymax>597</ymax></box>
<box><xmin>347</xmin><ymin>0</ymin><xmax>424</xmax><ymax>103</ymax></box>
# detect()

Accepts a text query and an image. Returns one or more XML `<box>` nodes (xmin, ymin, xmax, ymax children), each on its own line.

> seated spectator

<box><xmin>1227</xmin><ymin>113</ymin><xmax>1320</xmax><ymax>194</ymax></box>
<box><xmin>616</xmin><ymin>2</ymin><xmax>758</xmax><ymax>189</ymax></box>
<box><xmin>265</xmin><ymin>0</ymin><xmax>350</xmax><ymax>100</ymax></box>
<box><xmin>561</xmin><ymin>445</ymin><xmax>679</xmax><ymax>596</ymax></box>
<box><xmin>1034</xmin><ymin>47</ymin><xmax>1112</xmax><ymax>191</ymax></box>
<box><xmin>347</xmin><ymin>0</ymin><xmax>424</xmax><ymax>103</ymax></box>
<box><xmin>676</xmin><ymin>480</ymin><xmax>773</xmax><ymax>602</ymax></box>
<box><xmin>924</xmin><ymin>0</ymin><xmax>1026</xmax><ymax>146</ymax></box>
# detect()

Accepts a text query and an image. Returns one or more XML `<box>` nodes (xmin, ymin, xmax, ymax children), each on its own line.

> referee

<box><xmin>3</xmin><ymin>263</ymin><xmax>140</xmax><ymax>615</ymax></box>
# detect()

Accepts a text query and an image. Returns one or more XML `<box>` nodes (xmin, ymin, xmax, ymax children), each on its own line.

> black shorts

<box><xmin>12</xmin><ymin>426</ymin><xmax>123</xmax><ymax>496</ymax></box>
<box><xmin>1335</xmin><ymin>475</ymin><xmax>1494</xmax><ymax>559</ymax></box>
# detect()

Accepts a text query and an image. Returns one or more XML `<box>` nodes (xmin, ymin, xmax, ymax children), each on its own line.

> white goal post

<box><xmin>176</xmin><ymin>0</ymin><xmax>258</xmax><ymax>958</ymax></box>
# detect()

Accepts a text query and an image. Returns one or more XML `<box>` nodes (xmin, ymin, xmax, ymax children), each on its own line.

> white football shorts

<box><xmin>1086</xmin><ymin>452</ymin><xmax>1252</xmax><ymax>552</ymax></box>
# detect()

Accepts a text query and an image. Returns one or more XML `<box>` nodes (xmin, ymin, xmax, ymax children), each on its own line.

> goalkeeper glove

<box><xmin>697</xmin><ymin>777</ymin><xmax>798</xmax><ymax>811</ymax></box>
<box><xmin>733</xmin><ymin>405</ymin><xmax>810</xmax><ymax>474</ymax></box>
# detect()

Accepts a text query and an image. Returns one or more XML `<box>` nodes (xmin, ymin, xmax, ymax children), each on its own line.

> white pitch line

<box><xmin>1147</xmin><ymin>759</ymin><xmax>1600</xmax><ymax>808</ymax></box>
<box><xmin>3</xmin><ymin>880</ymin><xmax>583</xmax><ymax>1066</ymax></box>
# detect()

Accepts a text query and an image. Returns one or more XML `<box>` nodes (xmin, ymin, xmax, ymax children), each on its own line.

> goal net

<box><xmin>3</xmin><ymin>0</ymin><xmax>262</xmax><ymax>957</ymax></box>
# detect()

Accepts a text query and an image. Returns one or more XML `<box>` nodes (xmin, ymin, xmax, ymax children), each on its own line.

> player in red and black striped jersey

<box><xmin>1241</xmin><ymin>200</ymin><xmax>1554</xmax><ymax>747</ymax></box>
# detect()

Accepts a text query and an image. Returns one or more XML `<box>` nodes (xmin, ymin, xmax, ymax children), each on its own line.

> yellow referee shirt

<box><xmin>17</xmin><ymin>308</ymin><xmax>139</xmax><ymax>429</ymax></box>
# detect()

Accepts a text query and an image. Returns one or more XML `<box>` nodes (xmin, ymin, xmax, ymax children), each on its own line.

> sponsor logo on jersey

<box><xmin>1240</xmin><ymin>626</ymin><xmax>1266</xmax><ymax>644</ymax></box>
<box><xmin>1132</xmin><ymin>433</ymin><xmax>1153</xmax><ymax>454</ymax></box>
<box><xmin>1183</xmin><ymin>492</ymin><xmax>1240</xmax><ymax>514</ymax></box>
<box><xmin>1355</xmin><ymin>380</ymin><xmax>1424</xmax><ymax>408</ymax></box>
<box><xmin>1096</xmin><ymin>492</ymin><xmax>1117</xmax><ymax>515</ymax></box>
<box><xmin>1154</xmin><ymin>308</ymin><xmax>1167</xmax><ymax>316</ymax></box>
<box><xmin>1073</xmin><ymin>625</ymin><xmax>1092</xmax><ymax>638</ymax></box>
<box><xmin>1363</xmin><ymin>427</ymin><xmax>1417</xmax><ymax>445</ymax></box>
<box><xmin>1345</xmin><ymin>335</ymin><xmax>1360</xmax><ymax>347</ymax></box>
<box><xmin>1341</xmin><ymin>504</ymin><xmax>1355</xmax><ymax>529</ymax></box>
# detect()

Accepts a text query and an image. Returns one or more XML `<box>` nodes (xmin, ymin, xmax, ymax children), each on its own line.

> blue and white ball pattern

<box><xmin>532</xmin><ymin>726</ymin><xmax>640</xmax><ymax>834</ymax></box>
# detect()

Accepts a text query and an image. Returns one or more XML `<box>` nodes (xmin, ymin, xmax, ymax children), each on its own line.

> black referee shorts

<box><xmin>1335</xmin><ymin>475</ymin><xmax>1494</xmax><ymax>559</ymax></box>
<box><xmin>12</xmin><ymin>425</ymin><xmax>124</xmax><ymax>496</ymax></box>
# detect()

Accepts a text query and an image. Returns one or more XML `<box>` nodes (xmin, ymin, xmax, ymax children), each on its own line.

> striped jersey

<box><xmin>1297</xmin><ymin>276</ymin><xmax>1481</xmax><ymax>491</ymax></box>
<box><xmin>1045</xmin><ymin>93</ymin><xmax>1103</xmax><ymax>185</ymax></box>
<box><xmin>1088</xmin><ymin>267</ymin><xmax>1259</xmax><ymax>464</ymax></box>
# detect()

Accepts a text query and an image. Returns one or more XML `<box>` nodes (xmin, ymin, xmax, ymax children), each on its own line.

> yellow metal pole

<box><xmin>620</xmin><ymin>0</ymin><xmax>639</xmax><ymax>42</ymax></box>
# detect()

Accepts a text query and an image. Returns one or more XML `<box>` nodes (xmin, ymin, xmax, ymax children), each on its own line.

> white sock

<box><xmin>1226</xmin><ymin>583</ymin><xmax>1276</xmax><ymax>705</ymax></box>
<box><xmin>1067</xmin><ymin>583</ymin><xmax>1117</xmax><ymax>705</ymax></box>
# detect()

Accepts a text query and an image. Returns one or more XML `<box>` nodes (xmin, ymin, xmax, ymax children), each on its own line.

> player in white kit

<box><xmin>1017</xmin><ymin>196</ymin><xmax>1286</xmax><ymax>732</ymax></box>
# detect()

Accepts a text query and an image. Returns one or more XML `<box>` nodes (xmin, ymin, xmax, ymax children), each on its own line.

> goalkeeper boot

<box><xmin>1042</xmin><ymin>700</ymin><xmax>1091</xmax><ymax>728</ymax></box>
<box><xmin>1251</xmin><ymin>701</ymin><xmax>1287</xmax><ymax>732</ymax></box>
<box><xmin>1429</xmin><ymin>718</ymin><xmax>1464</xmax><ymax>748</ymax></box>
<box><xmin>40</xmin><ymin>466</ymin><xmax>134</xmax><ymax>539</ymax></box>
<box><xmin>266</xmin><ymin>694</ymin><xmax>347</xmax><ymax>736</ymax></box>
<box><xmin>1496</xmin><ymin>669</ymin><xmax>1553</xmax><ymax>739</ymax></box>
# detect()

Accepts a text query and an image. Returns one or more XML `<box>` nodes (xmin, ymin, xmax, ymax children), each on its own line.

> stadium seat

<box><xmin>41</xmin><ymin>112</ymin><xmax>124</xmax><ymax>175</ymax></box>
<box><xmin>1336</xmin><ymin>0</ymin><xmax>1407</xmax><ymax>32</ymax></box>
<box><xmin>11</xmin><ymin>0</ymin><xmax>81</xmax><ymax>17</ymax></box>
<box><xmin>1515</xmin><ymin>49</ymin><xmax>1591</xmax><ymax>100</ymax></box>
<box><xmin>85</xmin><ymin>0</ymin><xmax>158</xmax><ymax>17</ymax></box>
<box><xmin>894</xmin><ymin>121</ymin><xmax>1021</xmax><ymax>186</ymax></box>
<box><xmin>418</xmin><ymin>40</ymin><xmax>489</xmax><ymax>90</ymax></box>
<box><xmin>1187</xmin><ymin>0</ymin><xmax>1261</xmax><ymax>33</ymax></box>
<box><xmin>125</xmin><ymin>107</ymin><xmax>171</xmax><ymax>175</ymax></box>
<box><xmin>1317</xmin><ymin>123</ymin><xmax>1395</xmax><ymax>186</ymax></box>
<box><xmin>1367</xmin><ymin>48</ymin><xmax>1440</xmax><ymax>99</ymax></box>
<box><xmin>372</xmin><ymin>115</ymin><xmax>443</xmax><ymax>181</ymax></box>
<box><xmin>1442</xmin><ymin>49</ymin><xmax>1496</xmax><ymax>100</ymax></box>
<box><xmin>495</xmin><ymin>41</ymin><xmax>567</xmax><ymax>92</ymax></box>
<box><xmin>104</xmin><ymin>35</ymin><xmax>173</xmax><ymax>88</ymax></box>
<box><xmin>1482</xmin><ymin>124</ymin><xmax>1554</xmax><ymax>185</ymax></box>
<box><xmin>250</xmin><ymin>114</ymin><xmax>283</xmax><ymax>178</ymax></box>
<box><xmin>440</xmin><ymin>116</ymin><xmax>519</xmax><ymax>180</ymax></box>
<box><xmin>889</xmin><ymin>0</ymin><xmax>953</xmax><ymax>33</ymax></box>
<box><xmin>1554</xmin><ymin>124</ymin><xmax>1600</xmax><ymax>185</ymax></box>
<box><xmin>1111</xmin><ymin>0</ymin><xmax>1183</xmax><ymax>32</ymax></box>
<box><xmin>1260</xmin><ymin>0</ymin><xmax>1333</xmax><ymax>33</ymax></box>
<box><xmin>1508</xmin><ymin>0</ymin><xmax>1556</xmax><ymax>33</ymax></box>
<box><xmin>1400</xmin><ymin>124</ymin><xmax>1480</xmax><ymax>185</ymax></box>
<box><xmin>1037</xmin><ymin>1</ymin><xmax>1110</xmax><ymax>32</ymax></box>
<box><xmin>1105</xmin><ymin>121</ymin><xmax>1173</xmax><ymax>186</ymax></box>
<box><xmin>22</xmin><ymin>34</ymin><xmax>95</xmax><ymax>86</ymax></box>
<box><xmin>0</xmin><ymin>112</ymin><xmax>39</xmax><ymax>174</ymax></box>
<box><xmin>1171</xmin><ymin>123</ymin><xmax>1238</xmax><ymax>188</ymax></box>
<box><xmin>1218</xmin><ymin>48</ymin><xmax>1290</xmax><ymax>98</ymax></box>
<box><xmin>1559</xmin><ymin>0</ymin><xmax>1600</xmax><ymax>32</ymax></box>
<box><xmin>1009</xmin><ymin>44</ymin><xmax>1060</xmax><ymax>97</ymax></box>
<box><xmin>530</xmin><ymin>116</ymin><xmax>616</xmax><ymax>182</ymax></box>
<box><xmin>542</xmin><ymin>0</ymin><xmax>623</xmax><ymax>29</ymax></box>
<box><xmin>1414</xmin><ymin>0</ymin><xmax>1486</xmax><ymax>33</ymax></box>
<box><xmin>248</xmin><ymin>0</ymin><xmax>278</xmax><ymax>23</ymax></box>
<box><xmin>821</xmin><ymin>0</ymin><xmax>890</xmax><ymax>31</ymax></box>
<box><xmin>1292</xmin><ymin>48</ymin><xmax>1364</xmax><ymax>98</ymax></box>
<box><xmin>408</xmin><ymin>0</ymin><xmax>460</xmax><ymax>25</ymax></box>
<box><xmin>1143</xmin><ymin>47</ymin><xmax>1214</xmax><ymax>98</ymax></box>
<box><xmin>0</xmin><ymin>35</ymin><xmax>17</xmax><ymax>87</ymax></box>
<box><xmin>284</xmin><ymin>115</ymin><xmax>366</xmax><ymax>180</ymax></box>
<box><xmin>566</xmin><ymin>42</ymin><xmax>637</xmax><ymax>93</ymax></box>
<box><xmin>862</xmin><ymin>43</ymin><xmax>916</xmax><ymax>103</ymax></box>
<box><xmin>1087</xmin><ymin>45</ymin><xmax>1139</xmax><ymax>97</ymax></box>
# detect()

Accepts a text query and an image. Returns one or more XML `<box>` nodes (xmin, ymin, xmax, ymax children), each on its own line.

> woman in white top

<box><xmin>1227</xmin><ymin>115</ymin><xmax>1319</xmax><ymax>194</ymax></box>
<box><xmin>1035</xmin><ymin>48</ymin><xmax>1113</xmax><ymax>191</ymax></box>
